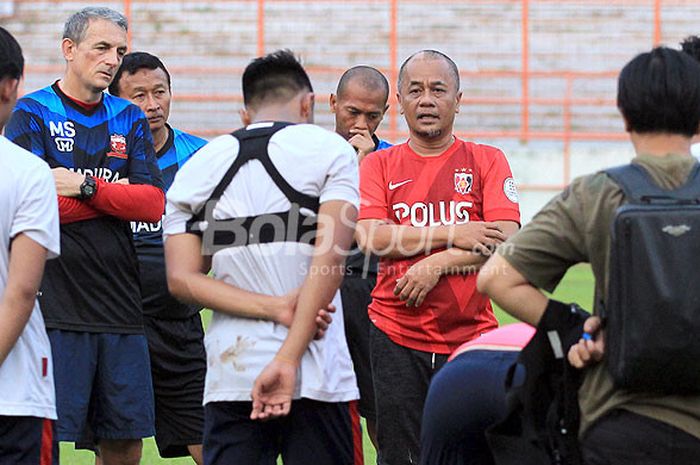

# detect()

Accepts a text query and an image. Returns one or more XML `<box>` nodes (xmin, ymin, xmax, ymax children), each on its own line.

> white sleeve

<box><xmin>319</xmin><ymin>135</ymin><xmax>360</xmax><ymax>208</ymax></box>
<box><xmin>11</xmin><ymin>159</ymin><xmax>60</xmax><ymax>259</ymax></box>
<box><xmin>163</xmin><ymin>135</ymin><xmax>239</xmax><ymax>238</ymax></box>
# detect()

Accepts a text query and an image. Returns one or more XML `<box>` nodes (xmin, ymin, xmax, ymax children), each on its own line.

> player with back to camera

<box><xmin>680</xmin><ymin>35</ymin><xmax>700</xmax><ymax>159</ymax></box>
<box><xmin>163</xmin><ymin>50</ymin><xmax>363</xmax><ymax>465</ymax></box>
<box><xmin>478</xmin><ymin>46</ymin><xmax>700</xmax><ymax>465</ymax></box>
<box><xmin>0</xmin><ymin>25</ymin><xmax>61</xmax><ymax>465</ymax></box>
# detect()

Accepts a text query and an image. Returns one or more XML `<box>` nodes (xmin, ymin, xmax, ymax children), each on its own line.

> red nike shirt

<box><xmin>359</xmin><ymin>138</ymin><xmax>521</xmax><ymax>353</ymax></box>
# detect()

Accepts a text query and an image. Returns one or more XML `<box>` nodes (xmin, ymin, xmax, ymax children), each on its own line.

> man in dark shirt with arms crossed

<box><xmin>109</xmin><ymin>51</ymin><xmax>207</xmax><ymax>465</ymax></box>
<box><xmin>6</xmin><ymin>7</ymin><xmax>164</xmax><ymax>465</ymax></box>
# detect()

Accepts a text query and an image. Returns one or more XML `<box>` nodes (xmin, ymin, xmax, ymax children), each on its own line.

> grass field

<box><xmin>59</xmin><ymin>264</ymin><xmax>594</xmax><ymax>464</ymax></box>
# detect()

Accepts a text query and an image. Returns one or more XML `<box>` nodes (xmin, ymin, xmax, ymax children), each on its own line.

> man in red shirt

<box><xmin>356</xmin><ymin>49</ymin><xmax>520</xmax><ymax>465</ymax></box>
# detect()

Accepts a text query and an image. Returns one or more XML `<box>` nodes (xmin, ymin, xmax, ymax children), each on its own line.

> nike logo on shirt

<box><xmin>388</xmin><ymin>179</ymin><xmax>413</xmax><ymax>190</ymax></box>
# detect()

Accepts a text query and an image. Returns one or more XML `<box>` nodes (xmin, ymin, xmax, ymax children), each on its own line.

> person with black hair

<box><xmin>163</xmin><ymin>50</ymin><xmax>362</xmax><ymax>465</ymax></box>
<box><xmin>331</xmin><ymin>66</ymin><xmax>391</xmax><ymax>162</ymax></box>
<box><xmin>478</xmin><ymin>47</ymin><xmax>700</xmax><ymax>465</ymax></box>
<box><xmin>0</xmin><ymin>25</ymin><xmax>61</xmax><ymax>465</ymax></box>
<box><xmin>110</xmin><ymin>52</ymin><xmax>174</xmax><ymax>153</ymax></box>
<box><xmin>110</xmin><ymin>51</ymin><xmax>207</xmax><ymax>465</ymax></box>
<box><xmin>331</xmin><ymin>65</ymin><xmax>391</xmax><ymax>451</ymax></box>
<box><xmin>680</xmin><ymin>35</ymin><xmax>700</xmax><ymax>158</ymax></box>
<box><xmin>681</xmin><ymin>34</ymin><xmax>700</xmax><ymax>62</ymax></box>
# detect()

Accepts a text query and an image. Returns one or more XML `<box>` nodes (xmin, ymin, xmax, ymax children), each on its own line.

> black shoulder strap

<box><xmin>237</xmin><ymin>124</ymin><xmax>319</xmax><ymax>212</ymax></box>
<box><xmin>186</xmin><ymin>122</ymin><xmax>319</xmax><ymax>234</ymax></box>
<box><xmin>605</xmin><ymin>162</ymin><xmax>700</xmax><ymax>204</ymax></box>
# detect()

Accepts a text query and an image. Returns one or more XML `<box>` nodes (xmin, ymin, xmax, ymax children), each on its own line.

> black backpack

<box><xmin>487</xmin><ymin>301</ymin><xmax>589</xmax><ymax>465</ymax></box>
<box><xmin>604</xmin><ymin>163</ymin><xmax>700</xmax><ymax>394</ymax></box>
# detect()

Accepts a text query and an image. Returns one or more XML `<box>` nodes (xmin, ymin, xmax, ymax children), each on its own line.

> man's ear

<box><xmin>455</xmin><ymin>91</ymin><xmax>462</xmax><ymax>113</ymax></box>
<box><xmin>396</xmin><ymin>92</ymin><xmax>404</xmax><ymax>115</ymax></box>
<box><xmin>0</xmin><ymin>77</ymin><xmax>19</xmax><ymax>104</ymax></box>
<box><xmin>301</xmin><ymin>92</ymin><xmax>315</xmax><ymax>122</ymax></box>
<box><xmin>61</xmin><ymin>38</ymin><xmax>76</xmax><ymax>62</ymax></box>
<box><xmin>329</xmin><ymin>93</ymin><xmax>337</xmax><ymax>113</ymax></box>
<box><xmin>239</xmin><ymin>107</ymin><xmax>252</xmax><ymax>126</ymax></box>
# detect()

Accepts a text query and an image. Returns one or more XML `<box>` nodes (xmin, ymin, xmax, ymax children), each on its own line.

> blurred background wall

<box><xmin>4</xmin><ymin>0</ymin><xmax>698</xmax><ymax>221</ymax></box>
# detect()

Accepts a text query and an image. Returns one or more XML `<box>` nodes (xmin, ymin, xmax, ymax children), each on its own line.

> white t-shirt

<box><xmin>164</xmin><ymin>123</ymin><xmax>360</xmax><ymax>404</ymax></box>
<box><xmin>0</xmin><ymin>136</ymin><xmax>60</xmax><ymax>419</ymax></box>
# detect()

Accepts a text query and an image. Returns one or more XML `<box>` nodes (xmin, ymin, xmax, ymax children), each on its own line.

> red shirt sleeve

<box><xmin>57</xmin><ymin>196</ymin><xmax>103</xmax><ymax>224</ymax></box>
<box><xmin>478</xmin><ymin>145</ymin><xmax>521</xmax><ymax>224</ymax></box>
<box><xmin>358</xmin><ymin>150</ymin><xmax>390</xmax><ymax>221</ymax></box>
<box><xmin>87</xmin><ymin>178</ymin><xmax>165</xmax><ymax>223</ymax></box>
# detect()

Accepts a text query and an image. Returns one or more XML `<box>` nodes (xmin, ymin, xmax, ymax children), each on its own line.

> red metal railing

<box><xmin>121</xmin><ymin>0</ymin><xmax>665</xmax><ymax>189</ymax></box>
<box><xmin>18</xmin><ymin>0</ymin><xmax>674</xmax><ymax>190</ymax></box>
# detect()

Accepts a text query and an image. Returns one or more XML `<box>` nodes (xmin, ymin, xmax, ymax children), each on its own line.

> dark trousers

<box><xmin>340</xmin><ymin>274</ymin><xmax>377</xmax><ymax>422</ymax></box>
<box><xmin>582</xmin><ymin>409</ymin><xmax>700</xmax><ymax>465</ymax></box>
<box><xmin>420</xmin><ymin>350</ymin><xmax>522</xmax><ymax>465</ymax></box>
<box><xmin>370</xmin><ymin>322</ymin><xmax>448</xmax><ymax>465</ymax></box>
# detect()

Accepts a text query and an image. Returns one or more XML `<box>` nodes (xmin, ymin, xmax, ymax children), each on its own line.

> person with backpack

<box><xmin>477</xmin><ymin>46</ymin><xmax>700</xmax><ymax>465</ymax></box>
<box><xmin>680</xmin><ymin>35</ymin><xmax>700</xmax><ymax>159</ymax></box>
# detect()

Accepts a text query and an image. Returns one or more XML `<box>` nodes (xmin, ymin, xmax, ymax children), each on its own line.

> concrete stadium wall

<box><xmin>2</xmin><ymin>1</ymin><xmax>696</xmax><ymax>221</ymax></box>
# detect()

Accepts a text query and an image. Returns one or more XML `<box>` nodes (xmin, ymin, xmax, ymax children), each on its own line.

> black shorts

<box><xmin>0</xmin><ymin>416</ymin><xmax>57</xmax><ymax>465</ymax></box>
<box><xmin>144</xmin><ymin>313</ymin><xmax>206</xmax><ymax>458</ymax></box>
<box><xmin>203</xmin><ymin>399</ymin><xmax>363</xmax><ymax>465</ymax></box>
<box><xmin>340</xmin><ymin>274</ymin><xmax>377</xmax><ymax>422</ymax></box>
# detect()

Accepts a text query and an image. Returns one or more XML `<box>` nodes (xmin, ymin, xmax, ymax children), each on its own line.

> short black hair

<box><xmin>336</xmin><ymin>66</ymin><xmax>389</xmax><ymax>105</ymax></box>
<box><xmin>242</xmin><ymin>49</ymin><xmax>313</xmax><ymax>109</ymax></box>
<box><xmin>109</xmin><ymin>51</ymin><xmax>172</xmax><ymax>96</ymax></box>
<box><xmin>398</xmin><ymin>50</ymin><xmax>460</xmax><ymax>91</ymax></box>
<box><xmin>680</xmin><ymin>35</ymin><xmax>700</xmax><ymax>63</ymax></box>
<box><xmin>0</xmin><ymin>27</ymin><xmax>23</xmax><ymax>81</ymax></box>
<box><xmin>617</xmin><ymin>47</ymin><xmax>700</xmax><ymax>137</ymax></box>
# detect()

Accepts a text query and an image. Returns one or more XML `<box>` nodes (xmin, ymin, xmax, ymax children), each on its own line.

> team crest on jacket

<box><xmin>107</xmin><ymin>134</ymin><xmax>128</xmax><ymax>159</ymax></box>
<box><xmin>454</xmin><ymin>169</ymin><xmax>473</xmax><ymax>195</ymax></box>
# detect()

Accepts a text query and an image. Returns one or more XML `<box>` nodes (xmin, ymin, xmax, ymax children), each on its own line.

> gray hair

<box><xmin>397</xmin><ymin>50</ymin><xmax>460</xmax><ymax>91</ymax></box>
<box><xmin>63</xmin><ymin>7</ymin><xmax>128</xmax><ymax>43</ymax></box>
